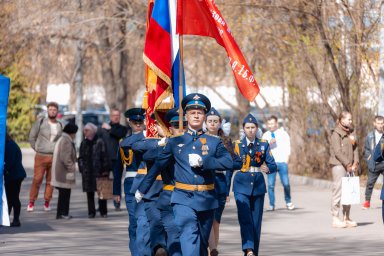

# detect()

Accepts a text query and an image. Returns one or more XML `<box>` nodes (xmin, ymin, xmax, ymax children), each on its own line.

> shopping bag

<box><xmin>340</xmin><ymin>174</ymin><xmax>360</xmax><ymax>205</ymax></box>
<box><xmin>96</xmin><ymin>177</ymin><xmax>114</xmax><ymax>200</ymax></box>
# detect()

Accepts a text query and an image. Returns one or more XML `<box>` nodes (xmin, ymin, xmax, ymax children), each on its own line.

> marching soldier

<box><xmin>137</xmin><ymin>93</ymin><xmax>233</xmax><ymax>256</ymax></box>
<box><xmin>205</xmin><ymin>107</ymin><xmax>241</xmax><ymax>256</ymax></box>
<box><xmin>132</xmin><ymin>115</ymin><xmax>168</xmax><ymax>256</ymax></box>
<box><xmin>136</xmin><ymin>107</ymin><xmax>186</xmax><ymax>256</ymax></box>
<box><xmin>114</xmin><ymin>108</ymin><xmax>149</xmax><ymax>256</ymax></box>
<box><xmin>232</xmin><ymin>113</ymin><xmax>277</xmax><ymax>256</ymax></box>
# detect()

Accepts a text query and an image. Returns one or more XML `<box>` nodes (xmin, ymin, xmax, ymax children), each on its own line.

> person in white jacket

<box><xmin>262</xmin><ymin>115</ymin><xmax>295</xmax><ymax>211</ymax></box>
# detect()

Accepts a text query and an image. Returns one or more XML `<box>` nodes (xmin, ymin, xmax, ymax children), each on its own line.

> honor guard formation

<box><xmin>112</xmin><ymin>93</ymin><xmax>279</xmax><ymax>256</ymax></box>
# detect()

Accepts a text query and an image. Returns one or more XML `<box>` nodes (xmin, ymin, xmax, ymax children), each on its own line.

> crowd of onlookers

<box><xmin>4</xmin><ymin>101</ymin><xmax>129</xmax><ymax>225</ymax></box>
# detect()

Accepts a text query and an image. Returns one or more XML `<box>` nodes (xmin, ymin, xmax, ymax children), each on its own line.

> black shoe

<box><xmin>10</xmin><ymin>220</ymin><xmax>21</xmax><ymax>227</ymax></box>
<box><xmin>100</xmin><ymin>214</ymin><xmax>107</xmax><ymax>218</ymax></box>
<box><xmin>88</xmin><ymin>214</ymin><xmax>96</xmax><ymax>218</ymax></box>
<box><xmin>56</xmin><ymin>215</ymin><xmax>72</xmax><ymax>220</ymax></box>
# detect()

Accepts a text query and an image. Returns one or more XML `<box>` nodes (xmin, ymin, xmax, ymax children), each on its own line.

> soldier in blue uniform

<box><xmin>373</xmin><ymin>135</ymin><xmax>384</xmax><ymax>223</ymax></box>
<box><xmin>232</xmin><ymin>113</ymin><xmax>277</xmax><ymax>256</ymax></box>
<box><xmin>114</xmin><ymin>108</ymin><xmax>149</xmax><ymax>256</ymax></box>
<box><xmin>132</xmin><ymin>116</ymin><xmax>168</xmax><ymax>256</ymax></box>
<box><xmin>205</xmin><ymin>107</ymin><xmax>241</xmax><ymax>256</ymax></box>
<box><xmin>137</xmin><ymin>93</ymin><xmax>233</xmax><ymax>256</ymax></box>
<box><xmin>136</xmin><ymin>107</ymin><xmax>186</xmax><ymax>256</ymax></box>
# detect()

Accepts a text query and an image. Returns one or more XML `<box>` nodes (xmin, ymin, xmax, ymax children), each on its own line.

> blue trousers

<box><xmin>214</xmin><ymin>193</ymin><xmax>227</xmax><ymax>223</ymax></box>
<box><xmin>173</xmin><ymin>204</ymin><xmax>214</xmax><ymax>256</ymax></box>
<box><xmin>267</xmin><ymin>162</ymin><xmax>291</xmax><ymax>207</ymax></box>
<box><xmin>135</xmin><ymin>201</ymin><xmax>151</xmax><ymax>256</ymax></box>
<box><xmin>124</xmin><ymin>178</ymin><xmax>138</xmax><ymax>256</ymax></box>
<box><xmin>113</xmin><ymin>160</ymin><xmax>122</xmax><ymax>196</ymax></box>
<box><xmin>124</xmin><ymin>178</ymin><xmax>139</xmax><ymax>256</ymax></box>
<box><xmin>144</xmin><ymin>200</ymin><xmax>167</xmax><ymax>253</ymax></box>
<box><xmin>235</xmin><ymin>193</ymin><xmax>264</xmax><ymax>255</ymax></box>
<box><xmin>160</xmin><ymin>205</ymin><xmax>182</xmax><ymax>256</ymax></box>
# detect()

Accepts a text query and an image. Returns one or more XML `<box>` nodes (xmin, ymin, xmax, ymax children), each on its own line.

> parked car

<box><xmin>60</xmin><ymin>110</ymin><xmax>110</xmax><ymax>126</ymax></box>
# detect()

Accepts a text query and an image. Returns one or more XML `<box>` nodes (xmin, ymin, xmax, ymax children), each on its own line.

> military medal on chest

<box><xmin>200</xmin><ymin>138</ymin><xmax>209</xmax><ymax>155</ymax></box>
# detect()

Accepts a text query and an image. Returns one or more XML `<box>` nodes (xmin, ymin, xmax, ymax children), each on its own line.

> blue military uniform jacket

<box><xmin>138</xmin><ymin>139</ymin><xmax>176</xmax><ymax>210</ymax></box>
<box><xmin>147</xmin><ymin>129</ymin><xmax>233</xmax><ymax>212</ymax></box>
<box><xmin>132</xmin><ymin>138</ymin><xmax>164</xmax><ymax>200</ymax></box>
<box><xmin>232</xmin><ymin>137</ymin><xmax>277</xmax><ymax>196</ymax></box>
<box><xmin>114</xmin><ymin>132</ymin><xmax>146</xmax><ymax>195</ymax></box>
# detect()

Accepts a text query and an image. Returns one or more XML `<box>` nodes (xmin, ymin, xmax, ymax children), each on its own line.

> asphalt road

<box><xmin>1</xmin><ymin>148</ymin><xmax>383</xmax><ymax>255</ymax></box>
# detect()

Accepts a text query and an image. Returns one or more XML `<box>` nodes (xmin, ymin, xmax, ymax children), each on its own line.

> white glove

<box><xmin>158</xmin><ymin>137</ymin><xmax>167</xmax><ymax>146</ymax></box>
<box><xmin>189</xmin><ymin>153</ymin><xmax>203</xmax><ymax>167</ymax></box>
<box><xmin>135</xmin><ymin>190</ymin><xmax>144</xmax><ymax>203</ymax></box>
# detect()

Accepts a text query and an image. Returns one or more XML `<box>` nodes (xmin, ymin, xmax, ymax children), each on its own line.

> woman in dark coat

<box><xmin>4</xmin><ymin>132</ymin><xmax>27</xmax><ymax>227</ymax></box>
<box><xmin>78</xmin><ymin>123</ymin><xmax>110</xmax><ymax>218</ymax></box>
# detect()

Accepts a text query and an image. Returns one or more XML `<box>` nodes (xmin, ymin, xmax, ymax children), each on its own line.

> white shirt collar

<box><xmin>246</xmin><ymin>137</ymin><xmax>255</xmax><ymax>146</ymax></box>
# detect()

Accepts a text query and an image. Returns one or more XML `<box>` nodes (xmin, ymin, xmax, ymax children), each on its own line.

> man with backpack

<box><xmin>28</xmin><ymin>102</ymin><xmax>63</xmax><ymax>212</ymax></box>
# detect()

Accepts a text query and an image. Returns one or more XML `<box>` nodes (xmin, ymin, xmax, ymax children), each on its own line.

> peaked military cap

<box><xmin>206</xmin><ymin>107</ymin><xmax>221</xmax><ymax>118</ymax></box>
<box><xmin>165</xmin><ymin>107</ymin><xmax>187</xmax><ymax>126</ymax></box>
<box><xmin>243</xmin><ymin>113</ymin><xmax>258</xmax><ymax>126</ymax></box>
<box><xmin>124</xmin><ymin>108</ymin><xmax>145</xmax><ymax>122</ymax></box>
<box><xmin>181</xmin><ymin>93</ymin><xmax>211</xmax><ymax>113</ymax></box>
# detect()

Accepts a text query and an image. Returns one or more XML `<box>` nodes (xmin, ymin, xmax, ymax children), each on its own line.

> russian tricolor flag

<box><xmin>143</xmin><ymin>0</ymin><xmax>185</xmax><ymax>109</ymax></box>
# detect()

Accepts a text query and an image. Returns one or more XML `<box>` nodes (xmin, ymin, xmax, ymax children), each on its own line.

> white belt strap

<box><xmin>215</xmin><ymin>170</ymin><xmax>226</xmax><ymax>175</ymax></box>
<box><xmin>248</xmin><ymin>167</ymin><xmax>260</xmax><ymax>173</ymax></box>
<box><xmin>125</xmin><ymin>172</ymin><xmax>138</xmax><ymax>178</ymax></box>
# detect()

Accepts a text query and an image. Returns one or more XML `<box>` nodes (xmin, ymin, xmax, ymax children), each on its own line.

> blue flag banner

<box><xmin>0</xmin><ymin>75</ymin><xmax>10</xmax><ymax>226</ymax></box>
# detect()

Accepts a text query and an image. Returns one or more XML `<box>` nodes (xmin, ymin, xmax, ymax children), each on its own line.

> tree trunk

<box><xmin>74</xmin><ymin>40</ymin><xmax>84</xmax><ymax>149</ymax></box>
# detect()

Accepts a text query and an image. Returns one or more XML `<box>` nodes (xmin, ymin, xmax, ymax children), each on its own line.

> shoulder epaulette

<box><xmin>170</xmin><ymin>132</ymin><xmax>184</xmax><ymax>138</ymax></box>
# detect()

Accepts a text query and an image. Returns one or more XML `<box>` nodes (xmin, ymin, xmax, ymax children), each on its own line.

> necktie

<box><xmin>248</xmin><ymin>143</ymin><xmax>253</xmax><ymax>154</ymax></box>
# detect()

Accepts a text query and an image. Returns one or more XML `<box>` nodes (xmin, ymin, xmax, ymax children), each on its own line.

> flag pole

<box><xmin>178</xmin><ymin>5</ymin><xmax>184</xmax><ymax>133</ymax></box>
<box><xmin>178</xmin><ymin>35</ymin><xmax>184</xmax><ymax>132</ymax></box>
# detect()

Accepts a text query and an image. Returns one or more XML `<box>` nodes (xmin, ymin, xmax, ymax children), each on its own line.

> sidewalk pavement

<box><xmin>1</xmin><ymin>148</ymin><xmax>383</xmax><ymax>255</ymax></box>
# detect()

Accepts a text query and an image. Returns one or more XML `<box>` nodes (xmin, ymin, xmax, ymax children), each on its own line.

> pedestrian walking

<box><xmin>28</xmin><ymin>101</ymin><xmax>63</xmax><ymax>212</ymax></box>
<box><xmin>51</xmin><ymin>122</ymin><xmax>78</xmax><ymax>219</ymax></box>
<box><xmin>262</xmin><ymin>115</ymin><xmax>295</xmax><ymax>211</ymax></box>
<box><xmin>4</xmin><ymin>132</ymin><xmax>27</xmax><ymax>227</ymax></box>
<box><xmin>78</xmin><ymin>123</ymin><xmax>111</xmax><ymax>218</ymax></box>
<box><xmin>362</xmin><ymin>115</ymin><xmax>384</xmax><ymax>209</ymax></box>
<box><xmin>99</xmin><ymin>108</ymin><xmax>129</xmax><ymax>211</ymax></box>
<box><xmin>329</xmin><ymin>111</ymin><xmax>359</xmax><ymax>228</ymax></box>
<box><xmin>232</xmin><ymin>113</ymin><xmax>277</xmax><ymax>256</ymax></box>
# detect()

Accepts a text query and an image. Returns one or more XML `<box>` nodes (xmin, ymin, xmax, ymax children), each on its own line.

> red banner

<box><xmin>177</xmin><ymin>0</ymin><xmax>260</xmax><ymax>101</ymax></box>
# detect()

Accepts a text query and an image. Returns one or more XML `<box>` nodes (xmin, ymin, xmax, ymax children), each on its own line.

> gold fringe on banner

<box><xmin>143</xmin><ymin>54</ymin><xmax>172</xmax><ymax>86</ymax></box>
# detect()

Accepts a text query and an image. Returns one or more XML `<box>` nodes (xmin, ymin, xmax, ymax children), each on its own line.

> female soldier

<box><xmin>205</xmin><ymin>107</ymin><xmax>237</xmax><ymax>256</ymax></box>
<box><xmin>232</xmin><ymin>113</ymin><xmax>277</xmax><ymax>256</ymax></box>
